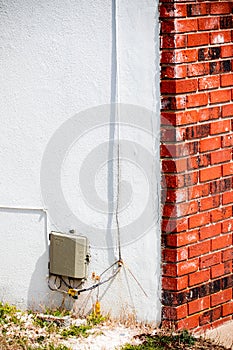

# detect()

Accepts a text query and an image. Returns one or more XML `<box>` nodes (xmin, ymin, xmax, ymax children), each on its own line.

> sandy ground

<box><xmin>65</xmin><ymin>324</ymin><xmax>141</xmax><ymax>350</ymax></box>
<box><xmin>204</xmin><ymin>321</ymin><xmax>233</xmax><ymax>350</ymax></box>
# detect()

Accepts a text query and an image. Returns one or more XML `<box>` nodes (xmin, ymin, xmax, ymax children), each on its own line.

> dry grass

<box><xmin>0</xmin><ymin>302</ymin><xmax>231</xmax><ymax>350</ymax></box>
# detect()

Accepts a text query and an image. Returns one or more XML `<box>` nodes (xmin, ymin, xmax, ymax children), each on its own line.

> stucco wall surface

<box><xmin>0</xmin><ymin>0</ymin><xmax>160</xmax><ymax>322</ymax></box>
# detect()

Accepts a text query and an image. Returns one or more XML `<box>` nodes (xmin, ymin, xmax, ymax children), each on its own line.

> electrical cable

<box><xmin>47</xmin><ymin>260</ymin><xmax>122</xmax><ymax>298</ymax></box>
<box><xmin>113</xmin><ymin>0</ymin><xmax>122</xmax><ymax>262</ymax></box>
<box><xmin>99</xmin><ymin>259</ymin><xmax>121</xmax><ymax>277</ymax></box>
<box><xmin>77</xmin><ymin>265</ymin><xmax>121</xmax><ymax>295</ymax></box>
<box><xmin>48</xmin><ymin>275</ymin><xmax>62</xmax><ymax>291</ymax></box>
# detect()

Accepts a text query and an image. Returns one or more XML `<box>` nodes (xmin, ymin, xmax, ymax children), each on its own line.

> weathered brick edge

<box><xmin>160</xmin><ymin>0</ymin><xmax>233</xmax><ymax>331</ymax></box>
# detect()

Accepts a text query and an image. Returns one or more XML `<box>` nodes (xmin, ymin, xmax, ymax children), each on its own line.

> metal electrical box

<box><xmin>49</xmin><ymin>231</ymin><xmax>89</xmax><ymax>279</ymax></box>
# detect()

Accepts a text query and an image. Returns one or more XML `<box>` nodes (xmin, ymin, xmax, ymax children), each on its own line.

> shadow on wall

<box><xmin>27</xmin><ymin>211</ymin><xmax>73</xmax><ymax>311</ymax></box>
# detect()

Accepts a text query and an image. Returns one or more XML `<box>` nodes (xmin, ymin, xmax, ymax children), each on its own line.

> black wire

<box><xmin>77</xmin><ymin>266</ymin><xmax>120</xmax><ymax>295</ymax></box>
<box><xmin>48</xmin><ymin>261</ymin><xmax>122</xmax><ymax>296</ymax></box>
<box><xmin>48</xmin><ymin>275</ymin><xmax>62</xmax><ymax>291</ymax></box>
<box><xmin>60</xmin><ymin>276</ymin><xmax>83</xmax><ymax>290</ymax></box>
<box><xmin>60</xmin><ymin>276</ymin><xmax>72</xmax><ymax>289</ymax></box>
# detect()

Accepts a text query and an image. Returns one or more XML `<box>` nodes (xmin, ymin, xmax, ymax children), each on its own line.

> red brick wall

<box><xmin>160</xmin><ymin>0</ymin><xmax>233</xmax><ymax>331</ymax></box>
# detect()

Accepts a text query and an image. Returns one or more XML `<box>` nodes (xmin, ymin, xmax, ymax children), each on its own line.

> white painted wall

<box><xmin>0</xmin><ymin>0</ymin><xmax>161</xmax><ymax>322</ymax></box>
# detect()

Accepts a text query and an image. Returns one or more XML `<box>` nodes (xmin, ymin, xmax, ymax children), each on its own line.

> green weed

<box><xmin>60</xmin><ymin>324</ymin><xmax>92</xmax><ymax>339</ymax></box>
<box><xmin>87</xmin><ymin>312</ymin><xmax>106</xmax><ymax>326</ymax></box>
<box><xmin>33</xmin><ymin>316</ymin><xmax>58</xmax><ymax>333</ymax></box>
<box><xmin>0</xmin><ymin>302</ymin><xmax>21</xmax><ymax>325</ymax></box>
<box><xmin>43</xmin><ymin>308</ymin><xmax>70</xmax><ymax>318</ymax></box>
<box><xmin>120</xmin><ymin>330</ymin><xmax>196</xmax><ymax>350</ymax></box>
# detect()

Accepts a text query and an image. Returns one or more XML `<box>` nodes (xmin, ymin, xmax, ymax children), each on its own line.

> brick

<box><xmin>186</xmin><ymin>93</ymin><xmax>208</xmax><ymax>108</ymax></box>
<box><xmin>187</xmin><ymin>33</ymin><xmax>209</xmax><ymax>47</ymax></box>
<box><xmin>163</xmin><ymin>188</ymin><xmax>187</xmax><ymax>203</ymax></box>
<box><xmin>209</xmin><ymin>89</ymin><xmax>231</xmax><ymax>104</ymax></box>
<box><xmin>188</xmin><ymin>296</ymin><xmax>210</xmax><ymax>315</ymax></box>
<box><xmin>222</xmin><ymin>247</ymin><xmax>233</xmax><ymax>261</ymax></box>
<box><xmin>210</xmin><ymin>2</ymin><xmax>233</xmax><ymax>15</ymax></box>
<box><xmin>222</xmin><ymin>163</ymin><xmax>233</xmax><ymax>177</ymax></box>
<box><xmin>184</xmin><ymin>172</ymin><xmax>198</xmax><ymax>186</ymax></box>
<box><xmin>161</xmin><ymin>96</ymin><xmax>186</xmax><ymax>111</ymax></box>
<box><xmin>163</xmin><ymin>258</ymin><xmax>199</xmax><ymax>277</ymax></box>
<box><xmin>200</xmin><ymin>223</ymin><xmax>221</xmax><ymax>240</ymax></box>
<box><xmin>210</xmin><ymin>31</ymin><xmax>231</xmax><ymax>45</ymax></box>
<box><xmin>209</xmin><ymin>61</ymin><xmax>220</xmax><ymax>75</ymax></box>
<box><xmin>177</xmin><ymin>314</ymin><xmax>199</xmax><ymax>330</ymax></box>
<box><xmin>200</xmin><ymin>195</ymin><xmax>220</xmax><ymax>212</ymax></box>
<box><xmin>212</xmin><ymin>306</ymin><xmax>222</xmax><ymax>321</ymax></box>
<box><xmin>162</xmin><ymin>276</ymin><xmax>188</xmax><ymax>291</ymax></box>
<box><xmin>211</xmin><ymin>233</ymin><xmax>232</xmax><ymax>251</ymax></box>
<box><xmin>198</xmin><ymin>107</ymin><xmax>220</xmax><ymax>122</ymax></box>
<box><xmin>220</xmin><ymin>16</ymin><xmax>233</xmax><ymax>30</ymax></box>
<box><xmin>160</xmin><ymin>4</ymin><xmax>187</xmax><ymax>18</ymax></box>
<box><xmin>163</xmin><ymin>247</ymin><xmax>188</xmax><ymax>262</ymax></box>
<box><xmin>189</xmin><ymin>212</ymin><xmax>210</xmax><ymax>229</ymax></box>
<box><xmin>161</xmin><ymin>65</ymin><xmax>187</xmax><ymax>79</ymax></box>
<box><xmin>190</xmin><ymin>155</ymin><xmax>209</xmax><ymax>169</ymax></box>
<box><xmin>163</xmin><ymin>201</ymin><xmax>198</xmax><ymax>218</ymax></box>
<box><xmin>161</xmin><ymin>19</ymin><xmax>175</xmax><ymax>34</ymax></box>
<box><xmin>222</xmin><ymin>191</ymin><xmax>233</xmax><ymax>204</ymax></box>
<box><xmin>189</xmin><ymin>183</ymin><xmax>209</xmax><ymax>200</ymax></box>
<box><xmin>200</xmin><ymin>311</ymin><xmax>211</xmax><ymax>326</ymax></box>
<box><xmin>161</xmin><ymin>19</ymin><xmax>197</xmax><ymax>33</ymax></box>
<box><xmin>198</xmin><ymin>47</ymin><xmax>221</xmax><ymax>61</ymax></box>
<box><xmin>211</xmin><ymin>263</ymin><xmax>225</xmax><ymax>279</ymax></box>
<box><xmin>175</xmin><ymin>49</ymin><xmax>198</xmax><ymax>63</ymax></box>
<box><xmin>162</xmin><ymin>173</ymin><xmax>185</xmax><ymax>188</ymax></box>
<box><xmin>221</xmin><ymin>44</ymin><xmax>233</xmax><ymax>58</ymax></box>
<box><xmin>188</xmin><ymin>154</ymin><xmax>210</xmax><ymax>170</ymax></box>
<box><xmin>221</xmin><ymin>73</ymin><xmax>233</xmax><ymax>87</ymax></box>
<box><xmin>211</xmin><ymin>178</ymin><xmax>232</xmax><ymax>194</ymax></box>
<box><xmin>211</xmin><ymin>149</ymin><xmax>232</xmax><ymax>165</ymax></box>
<box><xmin>200</xmin><ymin>252</ymin><xmax>221</xmax><ymax>269</ymax></box>
<box><xmin>221</xmin><ymin>60</ymin><xmax>231</xmax><ymax>72</ymax></box>
<box><xmin>161</xmin><ymin>127</ymin><xmax>176</xmax><ymax>143</ymax></box>
<box><xmin>222</xmin><ymin>301</ymin><xmax>233</xmax><ymax>317</ymax></box>
<box><xmin>189</xmin><ymin>240</ymin><xmax>211</xmax><ymax>258</ymax></box>
<box><xmin>210</xmin><ymin>279</ymin><xmax>222</xmax><ymax>294</ymax></box>
<box><xmin>187</xmin><ymin>62</ymin><xmax>209</xmax><ymax>77</ymax></box>
<box><xmin>200</xmin><ymin>137</ymin><xmax>221</xmax><ymax>153</ymax></box>
<box><xmin>222</xmin><ymin>104</ymin><xmax>233</xmax><ymax>118</ymax></box>
<box><xmin>161</xmin><ymin>142</ymin><xmax>197</xmax><ymax>158</ymax></box>
<box><xmin>176</xmin><ymin>19</ymin><xmax>198</xmax><ymax>33</ymax></box>
<box><xmin>162</xmin><ymin>217</ymin><xmax>188</xmax><ymax>234</ymax></box>
<box><xmin>210</xmin><ymin>60</ymin><xmax>232</xmax><ymax>74</ymax></box>
<box><xmin>210</xmin><ymin>206</ymin><xmax>232</xmax><ymax>223</ymax></box>
<box><xmin>162</xmin><ymin>305</ymin><xmax>188</xmax><ymax>321</ymax></box>
<box><xmin>224</xmin><ymin>261</ymin><xmax>232</xmax><ymax>275</ymax></box>
<box><xmin>185</xmin><ymin>124</ymin><xmax>210</xmax><ymax>140</ymax></box>
<box><xmin>210</xmin><ymin>120</ymin><xmax>231</xmax><ymax>135</ymax></box>
<box><xmin>161</xmin><ymin>34</ymin><xmax>186</xmax><ymax>49</ymax></box>
<box><xmin>187</xmin><ymin>3</ymin><xmax>208</xmax><ymax>17</ymax></box>
<box><xmin>222</xmin><ymin>134</ymin><xmax>233</xmax><ymax>147</ymax></box>
<box><xmin>162</xmin><ymin>158</ymin><xmax>187</xmax><ymax>173</ymax></box>
<box><xmin>198</xmin><ymin>76</ymin><xmax>220</xmax><ymax>90</ymax></box>
<box><xmin>161</xmin><ymin>79</ymin><xmax>198</xmax><ymax>94</ymax></box>
<box><xmin>222</xmin><ymin>275</ymin><xmax>233</xmax><ymax>289</ymax></box>
<box><xmin>189</xmin><ymin>269</ymin><xmax>210</xmax><ymax>287</ymax></box>
<box><xmin>200</xmin><ymin>166</ymin><xmax>222</xmax><ymax>182</ymax></box>
<box><xmin>166</xmin><ymin>230</ymin><xmax>198</xmax><ymax>247</ymax></box>
<box><xmin>198</xmin><ymin>17</ymin><xmax>219</xmax><ymax>31</ymax></box>
<box><xmin>211</xmin><ymin>289</ymin><xmax>232</xmax><ymax>307</ymax></box>
<box><xmin>161</xmin><ymin>110</ymin><xmax>198</xmax><ymax>126</ymax></box>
